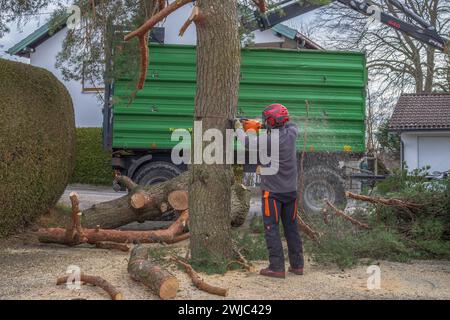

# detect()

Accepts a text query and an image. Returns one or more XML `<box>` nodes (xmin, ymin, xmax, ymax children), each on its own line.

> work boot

<box><xmin>259</xmin><ymin>268</ymin><xmax>286</xmax><ymax>279</ymax></box>
<box><xmin>288</xmin><ymin>267</ymin><xmax>304</xmax><ymax>275</ymax></box>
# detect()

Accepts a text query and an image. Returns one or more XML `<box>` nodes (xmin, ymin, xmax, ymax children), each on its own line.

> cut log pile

<box><xmin>81</xmin><ymin>171</ymin><xmax>249</xmax><ymax>229</ymax></box>
<box><xmin>38</xmin><ymin>172</ymin><xmax>249</xmax><ymax>246</ymax></box>
<box><xmin>38</xmin><ymin>173</ymin><xmax>250</xmax><ymax>300</ymax></box>
<box><xmin>41</xmin><ymin>172</ymin><xmax>423</xmax><ymax>300</ymax></box>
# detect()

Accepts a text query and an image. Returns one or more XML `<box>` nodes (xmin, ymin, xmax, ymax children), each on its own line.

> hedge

<box><xmin>0</xmin><ymin>59</ymin><xmax>76</xmax><ymax>237</ymax></box>
<box><xmin>71</xmin><ymin>128</ymin><xmax>113</xmax><ymax>185</ymax></box>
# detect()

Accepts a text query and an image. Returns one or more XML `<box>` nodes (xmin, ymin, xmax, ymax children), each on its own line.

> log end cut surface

<box><xmin>159</xmin><ymin>277</ymin><xmax>179</xmax><ymax>299</ymax></box>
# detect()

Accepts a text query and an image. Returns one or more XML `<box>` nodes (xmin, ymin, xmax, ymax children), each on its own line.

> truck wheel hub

<box><xmin>304</xmin><ymin>180</ymin><xmax>336</xmax><ymax>213</ymax></box>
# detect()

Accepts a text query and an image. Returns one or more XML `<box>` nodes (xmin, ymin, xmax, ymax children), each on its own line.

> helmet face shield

<box><xmin>262</xmin><ymin>104</ymin><xmax>290</xmax><ymax>129</ymax></box>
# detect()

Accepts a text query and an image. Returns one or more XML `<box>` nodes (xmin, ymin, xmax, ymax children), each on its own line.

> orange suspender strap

<box><xmin>263</xmin><ymin>191</ymin><xmax>270</xmax><ymax>217</ymax></box>
<box><xmin>273</xmin><ymin>199</ymin><xmax>279</xmax><ymax>223</ymax></box>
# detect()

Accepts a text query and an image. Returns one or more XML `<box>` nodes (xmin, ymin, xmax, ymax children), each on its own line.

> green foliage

<box><xmin>233</xmin><ymin>230</ymin><xmax>269</xmax><ymax>261</ymax></box>
<box><xmin>249</xmin><ymin>215</ymin><xmax>265</xmax><ymax>234</ymax></box>
<box><xmin>0</xmin><ymin>59</ymin><xmax>75</xmax><ymax>237</ymax></box>
<box><xmin>305</xmin><ymin>169</ymin><xmax>450</xmax><ymax>268</ymax></box>
<box><xmin>147</xmin><ymin>245</ymin><xmax>177</xmax><ymax>268</ymax></box>
<box><xmin>0</xmin><ymin>1</ymin><xmax>59</xmax><ymax>38</ymax></box>
<box><xmin>38</xmin><ymin>204</ymin><xmax>72</xmax><ymax>228</ymax></box>
<box><xmin>375</xmin><ymin>120</ymin><xmax>400</xmax><ymax>154</ymax></box>
<box><xmin>53</xmin><ymin>0</ymin><xmax>158</xmax><ymax>95</ymax></box>
<box><xmin>305</xmin><ymin>220</ymin><xmax>415</xmax><ymax>268</ymax></box>
<box><xmin>411</xmin><ymin>218</ymin><xmax>445</xmax><ymax>241</ymax></box>
<box><xmin>71</xmin><ymin>128</ymin><xmax>112</xmax><ymax>185</ymax></box>
<box><xmin>190</xmin><ymin>247</ymin><xmax>230</xmax><ymax>275</ymax></box>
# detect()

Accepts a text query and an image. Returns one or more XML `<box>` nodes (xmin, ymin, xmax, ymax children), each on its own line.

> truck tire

<box><xmin>299</xmin><ymin>166</ymin><xmax>346</xmax><ymax>214</ymax></box>
<box><xmin>133</xmin><ymin>161</ymin><xmax>182</xmax><ymax>186</ymax></box>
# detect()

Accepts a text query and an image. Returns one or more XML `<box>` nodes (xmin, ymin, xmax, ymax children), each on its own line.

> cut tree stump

<box><xmin>128</xmin><ymin>246</ymin><xmax>179</xmax><ymax>299</ymax></box>
<box><xmin>81</xmin><ymin>172</ymin><xmax>250</xmax><ymax>229</ymax></box>
<box><xmin>56</xmin><ymin>274</ymin><xmax>123</xmax><ymax>300</ymax></box>
<box><xmin>168</xmin><ymin>190</ymin><xmax>189</xmax><ymax>211</ymax></box>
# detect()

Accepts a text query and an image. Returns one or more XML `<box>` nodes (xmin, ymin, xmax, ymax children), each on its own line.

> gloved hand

<box><xmin>241</xmin><ymin>119</ymin><xmax>262</xmax><ymax>133</ymax></box>
<box><xmin>234</xmin><ymin>118</ymin><xmax>244</xmax><ymax>130</ymax></box>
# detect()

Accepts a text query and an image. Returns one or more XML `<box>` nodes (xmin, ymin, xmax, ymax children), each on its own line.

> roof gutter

<box><xmin>389</xmin><ymin>128</ymin><xmax>450</xmax><ymax>133</ymax></box>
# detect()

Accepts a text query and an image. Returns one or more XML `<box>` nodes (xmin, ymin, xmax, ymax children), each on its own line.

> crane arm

<box><xmin>242</xmin><ymin>0</ymin><xmax>448</xmax><ymax>53</ymax></box>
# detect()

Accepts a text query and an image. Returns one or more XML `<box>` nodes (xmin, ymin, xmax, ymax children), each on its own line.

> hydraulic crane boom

<box><xmin>242</xmin><ymin>0</ymin><xmax>449</xmax><ymax>53</ymax></box>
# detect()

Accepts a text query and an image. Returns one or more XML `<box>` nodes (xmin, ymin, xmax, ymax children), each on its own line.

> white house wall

<box><xmin>30</xmin><ymin>27</ymin><xmax>104</xmax><ymax>128</ymax></box>
<box><xmin>401</xmin><ymin>131</ymin><xmax>450</xmax><ymax>173</ymax></box>
<box><xmin>161</xmin><ymin>0</ymin><xmax>283</xmax><ymax>45</ymax></box>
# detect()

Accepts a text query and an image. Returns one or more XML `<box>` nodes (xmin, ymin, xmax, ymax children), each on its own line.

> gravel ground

<box><xmin>0</xmin><ymin>232</ymin><xmax>449</xmax><ymax>300</ymax></box>
<box><xmin>0</xmin><ymin>185</ymin><xmax>448</xmax><ymax>300</ymax></box>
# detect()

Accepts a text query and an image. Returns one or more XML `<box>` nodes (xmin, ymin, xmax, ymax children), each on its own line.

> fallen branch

<box><xmin>57</xmin><ymin>274</ymin><xmax>123</xmax><ymax>300</ymax></box>
<box><xmin>95</xmin><ymin>241</ymin><xmax>130</xmax><ymax>252</ymax></box>
<box><xmin>115</xmin><ymin>173</ymin><xmax>137</xmax><ymax>190</ymax></box>
<box><xmin>128</xmin><ymin>246</ymin><xmax>179</xmax><ymax>299</ymax></box>
<box><xmin>38</xmin><ymin>210</ymin><xmax>189</xmax><ymax>245</ymax></box>
<box><xmin>297</xmin><ymin>215</ymin><xmax>321</xmax><ymax>242</ymax></box>
<box><xmin>346</xmin><ymin>191</ymin><xmax>421</xmax><ymax>210</ymax></box>
<box><xmin>324</xmin><ymin>200</ymin><xmax>370</xmax><ymax>229</ymax></box>
<box><xmin>65</xmin><ymin>192</ymin><xmax>87</xmax><ymax>245</ymax></box>
<box><xmin>164</xmin><ymin>232</ymin><xmax>190</xmax><ymax>244</ymax></box>
<box><xmin>232</xmin><ymin>240</ymin><xmax>255</xmax><ymax>272</ymax></box>
<box><xmin>171</xmin><ymin>256</ymin><xmax>228</xmax><ymax>297</ymax></box>
<box><xmin>321</xmin><ymin>207</ymin><xmax>329</xmax><ymax>224</ymax></box>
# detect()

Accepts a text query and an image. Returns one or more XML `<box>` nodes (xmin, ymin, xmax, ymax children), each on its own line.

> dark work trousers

<box><xmin>261</xmin><ymin>190</ymin><xmax>304</xmax><ymax>272</ymax></box>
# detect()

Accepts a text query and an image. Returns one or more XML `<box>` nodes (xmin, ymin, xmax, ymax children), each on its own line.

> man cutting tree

<box><xmin>239</xmin><ymin>103</ymin><xmax>304</xmax><ymax>279</ymax></box>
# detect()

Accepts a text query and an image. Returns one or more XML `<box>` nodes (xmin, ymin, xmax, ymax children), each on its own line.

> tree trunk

<box><xmin>81</xmin><ymin>172</ymin><xmax>250</xmax><ymax>229</ymax></box>
<box><xmin>128</xmin><ymin>246</ymin><xmax>179</xmax><ymax>300</ymax></box>
<box><xmin>189</xmin><ymin>0</ymin><xmax>241</xmax><ymax>264</ymax></box>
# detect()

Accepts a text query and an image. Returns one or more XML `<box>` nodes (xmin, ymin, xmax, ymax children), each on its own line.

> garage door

<box><xmin>418</xmin><ymin>136</ymin><xmax>450</xmax><ymax>173</ymax></box>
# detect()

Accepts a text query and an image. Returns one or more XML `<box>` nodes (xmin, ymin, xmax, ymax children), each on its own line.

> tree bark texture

<box><xmin>171</xmin><ymin>256</ymin><xmax>228</xmax><ymax>297</ymax></box>
<box><xmin>56</xmin><ymin>274</ymin><xmax>123</xmax><ymax>300</ymax></box>
<box><xmin>189</xmin><ymin>0</ymin><xmax>241</xmax><ymax>263</ymax></box>
<box><xmin>80</xmin><ymin>172</ymin><xmax>250</xmax><ymax>229</ymax></box>
<box><xmin>128</xmin><ymin>246</ymin><xmax>179</xmax><ymax>299</ymax></box>
<box><xmin>38</xmin><ymin>210</ymin><xmax>189</xmax><ymax>245</ymax></box>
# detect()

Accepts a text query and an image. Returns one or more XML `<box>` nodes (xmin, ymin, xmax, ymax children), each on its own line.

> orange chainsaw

<box><xmin>237</xmin><ymin>118</ymin><xmax>263</xmax><ymax>133</ymax></box>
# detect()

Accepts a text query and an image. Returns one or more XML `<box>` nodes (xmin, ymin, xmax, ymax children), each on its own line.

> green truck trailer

<box><xmin>105</xmin><ymin>44</ymin><xmax>367</xmax><ymax>213</ymax></box>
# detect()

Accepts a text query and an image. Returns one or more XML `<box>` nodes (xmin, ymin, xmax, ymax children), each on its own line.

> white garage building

<box><xmin>389</xmin><ymin>93</ymin><xmax>450</xmax><ymax>174</ymax></box>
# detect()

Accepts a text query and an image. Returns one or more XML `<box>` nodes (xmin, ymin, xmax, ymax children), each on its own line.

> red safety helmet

<box><xmin>262</xmin><ymin>103</ymin><xmax>290</xmax><ymax>129</ymax></box>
